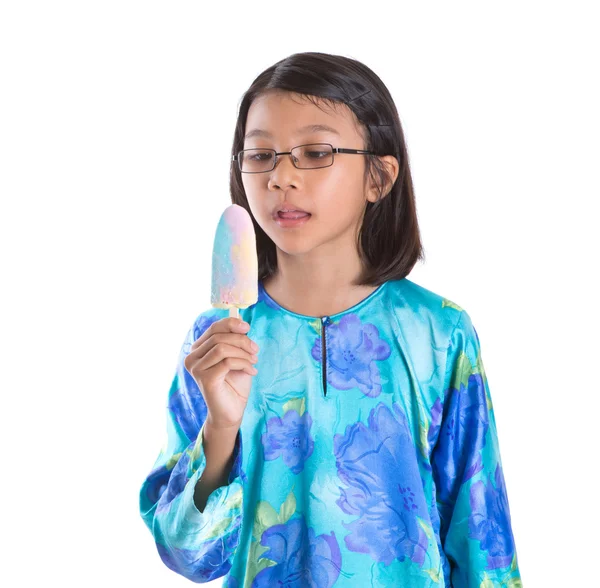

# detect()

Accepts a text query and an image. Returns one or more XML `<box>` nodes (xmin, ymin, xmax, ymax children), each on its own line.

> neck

<box><xmin>262</xmin><ymin>258</ymin><xmax>377</xmax><ymax>317</ymax></box>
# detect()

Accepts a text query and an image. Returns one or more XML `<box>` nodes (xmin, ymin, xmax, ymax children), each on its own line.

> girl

<box><xmin>139</xmin><ymin>52</ymin><xmax>522</xmax><ymax>587</ymax></box>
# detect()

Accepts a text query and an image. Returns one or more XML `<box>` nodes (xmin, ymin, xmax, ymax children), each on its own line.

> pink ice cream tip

<box><xmin>211</xmin><ymin>204</ymin><xmax>258</xmax><ymax>309</ymax></box>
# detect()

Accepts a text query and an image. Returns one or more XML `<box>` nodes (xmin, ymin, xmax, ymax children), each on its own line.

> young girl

<box><xmin>139</xmin><ymin>52</ymin><xmax>522</xmax><ymax>587</ymax></box>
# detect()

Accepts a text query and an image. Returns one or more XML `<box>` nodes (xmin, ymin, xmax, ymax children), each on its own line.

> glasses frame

<box><xmin>232</xmin><ymin>142</ymin><xmax>375</xmax><ymax>173</ymax></box>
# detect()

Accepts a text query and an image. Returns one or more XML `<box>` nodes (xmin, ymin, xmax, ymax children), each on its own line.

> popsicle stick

<box><xmin>229</xmin><ymin>307</ymin><xmax>240</xmax><ymax>320</ymax></box>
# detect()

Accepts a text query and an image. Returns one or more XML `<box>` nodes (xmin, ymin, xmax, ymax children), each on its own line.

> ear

<box><xmin>366</xmin><ymin>155</ymin><xmax>400</xmax><ymax>203</ymax></box>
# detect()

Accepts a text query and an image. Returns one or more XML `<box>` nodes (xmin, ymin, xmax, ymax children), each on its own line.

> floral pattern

<box><xmin>139</xmin><ymin>278</ymin><xmax>521</xmax><ymax>587</ymax></box>
<box><xmin>261</xmin><ymin>409</ymin><xmax>314</xmax><ymax>474</ymax></box>
<box><xmin>334</xmin><ymin>402</ymin><xmax>429</xmax><ymax>566</ymax></box>
<box><xmin>310</xmin><ymin>314</ymin><xmax>391</xmax><ymax>398</ymax></box>
<box><xmin>252</xmin><ymin>516</ymin><xmax>342</xmax><ymax>587</ymax></box>
<box><xmin>469</xmin><ymin>464</ymin><xmax>516</xmax><ymax>570</ymax></box>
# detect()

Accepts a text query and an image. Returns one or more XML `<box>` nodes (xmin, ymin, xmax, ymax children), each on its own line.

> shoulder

<box><xmin>384</xmin><ymin>277</ymin><xmax>473</xmax><ymax>341</ymax></box>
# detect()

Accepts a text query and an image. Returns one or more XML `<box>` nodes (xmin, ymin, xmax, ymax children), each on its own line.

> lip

<box><xmin>274</xmin><ymin>212</ymin><xmax>312</xmax><ymax>228</ymax></box>
<box><xmin>274</xmin><ymin>202</ymin><xmax>310</xmax><ymax>215</ymax></box>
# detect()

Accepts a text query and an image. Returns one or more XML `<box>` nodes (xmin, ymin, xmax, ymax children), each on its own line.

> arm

<box><xmin>194</xmin><ymin>419</ymin><xmax>239</xmax><ymax>513</ymax></box>
<box><xmin>430</xmin><ymin>310</ymin><xmax>522</xmax><ymax>587</ymax></box>
<box><xmin>139</xmin><ymin>315</ymin><xmax>246</xmax><ymax>583</ymax></box>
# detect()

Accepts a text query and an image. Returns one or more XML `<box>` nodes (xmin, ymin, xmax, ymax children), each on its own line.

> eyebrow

<box><xmin>244</xmin><ymin>123</ymin><xmax>341</xmax><ymax>140</ymax></box>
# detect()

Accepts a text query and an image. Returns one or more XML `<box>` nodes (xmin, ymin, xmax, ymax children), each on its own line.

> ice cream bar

<box><xmin>210</xmin><ymin>204</ymin><xmax>258</xmax><ymax>319</ymax></box>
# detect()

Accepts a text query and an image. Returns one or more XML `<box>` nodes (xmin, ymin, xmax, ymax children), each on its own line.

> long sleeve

<box><xmin>139</xmin><ymin>314</ymin><xmax>246</xmax><ymax>583</ymax></box>
<box><xmin>430</xmin><ymin>310</ymin><xmax>522</xmax><ymax>587</ymax></box>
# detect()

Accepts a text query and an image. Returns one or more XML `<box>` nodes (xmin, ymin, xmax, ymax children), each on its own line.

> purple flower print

<box><xmin>419</xmin><ymin>396</ymin><xmax>444</xmax><ymax>473</ymax></box>
<box><xmin>334</xmin><ymin>402</ymin><xmax>429</xmax><ymax>566</ymax></box>
<box><xmin>252</xmin><ymin>516</ymin><xmax>342</xmax><ymax>587</ymax></box>
<box><xmin>147</xmin><ymin>424</ymin><xmax>244</xmax><ymax>517</ymax></box>
<box><xmin>427</xmin><ymin>397</ymin><xmax>444</xmax><ymax>450</ymax></box>
<box><xmin>156</xmin><ymin>528</ymin><xmax>240</xmax><ymax>582</ymax></box>
<box><xmin>310</xmin><ymin>314</ymin><xmax>391</xmax><ymax>398</ymax></box>
<box><xmin>142</xmin><ymin>462</ymin><xmax>172</xmax><ymax>510</ymax></box>
<box><xmin>261</xmin><ymin>409</ymin><xmax>314</xmax><ymax>474</ymax></box>
<box><xmin>432</xmin><ymin>372</ymin><xmax>489</xmax><ymax>509</ymax></box>
<box><xmin>154</xmin><ymin>452</ymin><xmax>191</xmax><ymax>514</ymax></box>
<box><xmin>168</xmin><ymin>376</ymin><xmax>207</xmax><ymax>443</ymax></box>
<box><xmin>468</xmin><ymin>464</ymin><xmax>516</xmax><ymax>570</ymax></box>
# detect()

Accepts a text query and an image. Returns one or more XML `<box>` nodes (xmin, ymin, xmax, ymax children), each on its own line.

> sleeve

<box><xmin>430</xmin><ymin>310</ymin><xmax>522</xmax><ymax>588</ymax></box>
<box><xmin>138</xmin><ymin>313</ymin><xmax>247</xmax><ymax>583</ymax></box>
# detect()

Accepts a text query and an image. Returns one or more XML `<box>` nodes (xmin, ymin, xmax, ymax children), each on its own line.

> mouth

<box><xmin>276</xmin><ymin>211</ymin><xmax>311</xmax><ymax>220</ymax></box>
<box><xmin>274</xmin><ymin>211</ymin><xmax>312</xmax><ymax>228</ymax></box>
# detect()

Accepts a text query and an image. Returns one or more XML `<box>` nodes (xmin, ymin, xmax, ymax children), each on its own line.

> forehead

<box><xmin>245</xmin><ymin>90</ymin><xmax>364</xmax><ymax>142</ymax></box>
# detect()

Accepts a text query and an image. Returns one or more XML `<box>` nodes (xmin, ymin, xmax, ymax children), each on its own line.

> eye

<box><xmin>304</xmin><ymin>150</ymin><xmax>328</xmax><ymax>159</ymax></box>
<box><xmin>246</xmin><ymin>151</ymin><xmax>273</xmax><ymax>161</ymax></box>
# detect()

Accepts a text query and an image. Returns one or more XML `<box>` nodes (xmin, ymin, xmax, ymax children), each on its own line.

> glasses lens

<box><xmin>239</xmin><ymin>149</ymin><xmax>275</xmax><ymax>173</ymax></box>
<box><xmin>292</xmin><ymin>144</ymin><xmax>333</xmax><ymax>169</ymax></box>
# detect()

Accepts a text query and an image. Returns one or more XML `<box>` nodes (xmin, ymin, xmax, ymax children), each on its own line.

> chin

<box><xmin>270</xmin><ymin>237</ymin><xmax>318</xmax><ymax>257</ymax></box>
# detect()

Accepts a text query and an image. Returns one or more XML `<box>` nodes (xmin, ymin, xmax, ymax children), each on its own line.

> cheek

<box><xmin>241</xmin><ymin>175</ymin><xmax>262</xmax><ymax>195</ymax></box>
<box><xmin>242</xmin><ymin>177</ymin><xmax>266</xmax><ymax>208</ymax></box>
<box><xmin>313</xmin><ymin>166</ymin><xmax>365</xmax><ymax>208</ymax></box>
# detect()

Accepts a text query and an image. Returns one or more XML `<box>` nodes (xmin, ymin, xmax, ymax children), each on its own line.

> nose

<box><xmin>268</xmin><ymin>152</ymin><xmax>300</xmax><ymax>190</ymax></box>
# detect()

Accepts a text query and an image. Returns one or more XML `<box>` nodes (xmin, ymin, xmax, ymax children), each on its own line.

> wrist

<box><xmin>205</xmin><ymin>414</ymin><xmax>242</xmax><ymax>432</ymax></box>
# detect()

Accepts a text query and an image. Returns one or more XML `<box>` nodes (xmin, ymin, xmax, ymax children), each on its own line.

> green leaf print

<box><xmin>417</xmin><ymin>517</ymin><xmax>434</xmax><ymax>539</ymax></box>
<box><xmin>245</xmin><ymin>538</ymin><xmax>276</xmax><ymax>585</ymax></box>
<box><xmin>165</xmin><ymin>452</ymin><xmax>182</xmax><ymax>470</ymax></box>
<box><xmin>247</xmin><ymin>489</ymin><xmax>297</xmax><ymax>586</ymax></box>
<box><xmin>278</xmin><ymin>489</ymin><xmax>297</xmax><ymax>523</ymax></box>
<box><xmin>252</xmin><ymin>500</ymin><xmax>279</xmax><ymax>541</ymax></box>
<box><xmin>423</xmin><ymin>567</ymin><xmax>441</xmax><ymax>583</ymax></box>
<box><xmin>223</xmin><ymin>488</ymin><xmax>243</xmax><ymax>511</ymax></box>
<box><xmin>442</xmin><ymin>299</ymin><xmax>464</xmax><ymax>311</ymax></box>
<box><xmin>204</xmin><ymin>517</ymin><xmax>232</xmax><ymax>540</ymax></box>
<box><xmin>449</xmin><ymin>351</ymin><xmax>472</xmax><ymax>392</ymax></box>
<box><xmin>283</xmin><ymin>397</ymin><xmax>306</xmax><ymax>417</ymax></box>
<box><xmin>479</xmin><ymin>568</ymin><xmax>523</xmax><ymax>588</ymax></box>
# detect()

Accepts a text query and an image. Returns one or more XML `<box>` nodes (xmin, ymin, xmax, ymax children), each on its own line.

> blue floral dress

<box><xmin>139</xmin><ymin>278</ymin><xmax>522</xmax><ymax>587</ymax></box>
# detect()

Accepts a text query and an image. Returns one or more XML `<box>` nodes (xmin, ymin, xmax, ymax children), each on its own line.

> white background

<box><xmin>2</xmin><ymin>2</ymin><xmax>598</xmax><ymax>586</ymax></box>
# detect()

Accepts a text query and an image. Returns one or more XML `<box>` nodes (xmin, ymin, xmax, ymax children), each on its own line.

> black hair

<box><xmin>229</xmin><ymin>51</ymin><xmax>425</xmax><ymax>287</ymax></box>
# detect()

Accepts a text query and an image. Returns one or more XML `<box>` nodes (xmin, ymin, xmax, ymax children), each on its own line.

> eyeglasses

<box><xmin>232</xmin><ymin>142</ymin><xmax>375</xmax><ymax>173</ymax></box>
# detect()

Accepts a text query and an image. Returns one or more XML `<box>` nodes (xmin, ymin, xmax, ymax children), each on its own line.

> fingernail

<box><xmin>251</xmin><ymin>341</ymin><xmax>259</xmax><ymax>351</ymax></box>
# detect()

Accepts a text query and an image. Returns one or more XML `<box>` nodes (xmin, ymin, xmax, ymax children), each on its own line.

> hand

<box><xmin>183</xmin><ymin>317</ymin><xmax>259</xmax><ymax>429</ymax></box>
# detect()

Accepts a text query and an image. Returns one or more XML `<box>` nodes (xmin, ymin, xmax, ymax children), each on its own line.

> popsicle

<box><xmin>210</xmin><ymin>204</ymin><xmax>259</xmax><ymax>320</ymax></box>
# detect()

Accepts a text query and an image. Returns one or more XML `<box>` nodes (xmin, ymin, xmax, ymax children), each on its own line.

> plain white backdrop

<box><xmin>1</xmin><ymin>2</ymin><xmax>598</xmax><ymax>586</ymax></box>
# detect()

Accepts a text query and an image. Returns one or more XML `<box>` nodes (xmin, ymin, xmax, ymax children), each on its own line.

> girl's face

<box><xmin>242</xmin><ymin>90</ymin><xmax>378</xmax><ymax>259</ymax></box>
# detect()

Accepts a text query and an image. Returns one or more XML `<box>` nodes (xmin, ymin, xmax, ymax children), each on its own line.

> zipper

<box><xmin>321</xmin><ymin>316</ymin><xmax>329</xmax><ymax>397</ymax></box>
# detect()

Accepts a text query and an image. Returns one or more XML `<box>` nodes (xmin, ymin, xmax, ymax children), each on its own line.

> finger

<box><xmin>192</xmin><ymin>332</ymin><xmax>258</xmax><ymax>368</ymax></box>
<box><xmin>191</xmin><ymin>317</ymin><xmax>250</xmax><ymax>350</ymax></box>
<box><xmin>197</xmin><ymin>342</ymin><xmax>258</xmax><ymax>372</ymax></box>
<box><xmin>204</xmin><ymin>356</ymin><xmax>258</xmax><ymax>382</ymax></box>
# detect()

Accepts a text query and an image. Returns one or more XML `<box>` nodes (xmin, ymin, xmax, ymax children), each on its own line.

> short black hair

<box><xmin>229</xmin><ymin>51</ymin><xmax>425</xmax><ymax>287</ymax></box>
